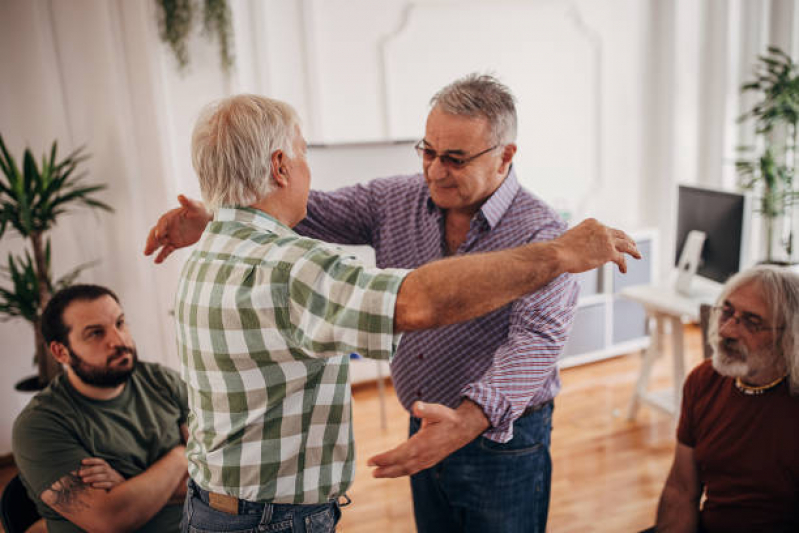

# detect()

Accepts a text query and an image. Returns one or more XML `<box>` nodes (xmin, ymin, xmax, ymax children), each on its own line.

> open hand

<box><xmin>367</xmin><ymin>400</ymin><xmax>489</xmax><ymax>478</ymax></box>
<box><xmin>78</xmin><ymin>458</ymin><xmax>125</xmax><ymax>491</ymax></box>
<box><xmin>144</xmin><ymin>195</ymin><xmax>212</xmax><ymax>263</ymax></box>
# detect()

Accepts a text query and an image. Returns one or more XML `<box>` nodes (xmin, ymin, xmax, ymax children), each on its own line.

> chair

<box><xmin>699</xmin><ymin>303</ymin><xmax>713</xmax><ymax>359</ymax></box>
<box><xmin>0</xmin><ymin>474</ymin><xmax>40</xmax><ymax>533</ymax></box>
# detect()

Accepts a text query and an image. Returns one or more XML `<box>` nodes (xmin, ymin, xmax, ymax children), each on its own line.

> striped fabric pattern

<box><xmin>297</xmin><ymin>169</ymin><xmax>579</xmax><ymax>442</ymax></box>
<box><xmin>174</xmin><ymin>207</ymin><xmax>408</xmax><ymax>504</ymax></box>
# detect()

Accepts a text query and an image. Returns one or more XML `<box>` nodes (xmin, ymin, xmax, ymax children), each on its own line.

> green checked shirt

<box><xmin>174</xmin><ymin>207</ymin><xmax>408</xmax><ymax>504</ymax></box>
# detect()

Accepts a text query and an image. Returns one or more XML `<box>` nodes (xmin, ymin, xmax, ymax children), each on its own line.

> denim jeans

<box><xmin>181</xmin><ymin>479</ymin><xmax>341</xmax><ymax>533</ymax></box>
<box><xmin>409</xmin><ymin>401</ymin><xmax>553</xmax><ymax>533</ymax></box>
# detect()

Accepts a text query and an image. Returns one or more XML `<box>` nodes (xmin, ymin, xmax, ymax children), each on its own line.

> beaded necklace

<box><xmin>734</xmin><ymin>375</ymin><xmax>787</xmax><ymax>396</ymax></box>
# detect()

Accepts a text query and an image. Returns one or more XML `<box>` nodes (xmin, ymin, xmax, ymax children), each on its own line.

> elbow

<box><xmin>394</xmin><ymin>290</ymin><xmax>436</xmax><ymax>332</ymax></box>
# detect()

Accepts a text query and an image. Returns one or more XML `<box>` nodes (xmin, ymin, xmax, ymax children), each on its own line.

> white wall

<box><xmin>1</xmin><ymin>0</ymin><xmax>797</xmax><ymax>455</ymax></box>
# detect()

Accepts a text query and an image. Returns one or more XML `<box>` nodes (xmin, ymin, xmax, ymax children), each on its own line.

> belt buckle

<box><xmin>209</xmin><ymin>492</ymin><xmax>239</xmax><ymax>515</ymax></box>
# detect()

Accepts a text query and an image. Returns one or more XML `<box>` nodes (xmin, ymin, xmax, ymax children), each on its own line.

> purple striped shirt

<box><xmin>296</xmin><ymin>169</ymin><xmax>579</xmax><ymax>442</ymax></box>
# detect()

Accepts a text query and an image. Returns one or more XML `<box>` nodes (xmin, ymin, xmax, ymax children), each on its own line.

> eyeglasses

<box><xmin>712</xmin><ymin>304</ymin><xmax>783</xmax><ymax>334</ymax></box>
<box><xmin>414</xmin><ymin>141</ymin><xmax>500</xmax><ymax>170</ymax></box>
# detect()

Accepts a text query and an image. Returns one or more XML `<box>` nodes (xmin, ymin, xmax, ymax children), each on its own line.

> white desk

<box><xmin>620</xmin><ymin>282</ymin><xmax>720</xmax><ymax>418</ymax></box>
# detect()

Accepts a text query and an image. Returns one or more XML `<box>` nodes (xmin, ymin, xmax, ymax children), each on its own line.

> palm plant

<box><xmin>736</xmin><ymin>46</ymin><xmax>799</xmax><ymax>263</ymax></box>
<box><xmin>0</xmin><ymin>134</ymin><xmax>112</xmax><ymax>388</ymax></box>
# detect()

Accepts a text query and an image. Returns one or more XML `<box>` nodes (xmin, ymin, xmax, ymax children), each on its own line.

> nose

<box><xmin>106</xmin><ymin>326</ymin><xmax>127</xmax><ymax>348</ymax></box>
<box><xmin>426</xmin><ymin>156</ymin><xmax>448</xmax><ymax>181</ymax></box>
<box><xmin>718</xmin><ymin>315</ymin><xmax>744</xmax><ymax>338</ymax></box>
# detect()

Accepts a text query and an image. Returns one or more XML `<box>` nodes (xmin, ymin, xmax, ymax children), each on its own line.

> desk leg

<box><xmin>670</xmin><ymin>316</ymin><xmax>686</xmax><ymax>415</ymax></box>
<box><xmin>627</xmin><ymin>313</ymin><xmax>664</xmax><ymax>420</ymax></box>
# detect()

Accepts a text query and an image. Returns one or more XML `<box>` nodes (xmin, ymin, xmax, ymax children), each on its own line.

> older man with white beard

<box><xmin>654</xmin><ymin>265</ymin><xmax>799</xmax><ymax>533</ymax></box>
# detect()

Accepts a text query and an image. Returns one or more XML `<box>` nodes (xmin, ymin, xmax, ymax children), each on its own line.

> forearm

<box><xmin>94</xmin><ymin>447</ymin><xmax>187</xmax><ymax>531</ymax></box>
<box><xmin>395</xmin><ymin>242</ymin><xmax>561</xmax><ymax>331</ymax></box>
<box><xmin>656</xmin><ymin>485</ymin><xmax>700</xmax><ymax>532</ymax></box>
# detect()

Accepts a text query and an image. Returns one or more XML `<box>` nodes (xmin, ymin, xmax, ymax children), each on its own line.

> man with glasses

<box><xmin>146</xmin><ymin>75</ymin><xmax>584</xmax><ymax>532</ymax></box>
<box><xmin>654</xmin><ymin>265</ymin><xmax>799</xmax><ymax>532</ymax></box>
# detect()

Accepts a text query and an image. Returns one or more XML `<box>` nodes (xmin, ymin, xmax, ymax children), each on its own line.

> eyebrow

<box><xmin>723</xmin><ymin>301</ymin><xmax>765</xmax><ymax>322</ymax></box>
<box><xmin>79</xmin><ymin>313</ymin><xmax>125</xmax><ymax>336</ymax></box>
<box><xmin>421</xmin><ymin>140</ymin><xmax>468</xmax><ymax>156</ymax></box>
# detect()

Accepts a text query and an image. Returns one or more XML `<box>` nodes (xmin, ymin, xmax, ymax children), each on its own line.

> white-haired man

<box><xmin>165</xmin><ymin>93</ymin><xmax>638</xmax><ymax>532</ymax></box>
<box><xmin>148</xmin><ymin>75</ymin><xmax>589</xmax><ymax>532</ymax></box>
<box><xmin>655</xmin><ymin>265</ymin><xmax>799</xmax><ymax>532</ymax></box>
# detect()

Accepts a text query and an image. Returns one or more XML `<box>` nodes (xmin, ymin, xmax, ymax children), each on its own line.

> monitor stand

<box><xmin>675</xmin><ymin>230</ymin><xmax>706</xmax><ymax>297</ymax></box>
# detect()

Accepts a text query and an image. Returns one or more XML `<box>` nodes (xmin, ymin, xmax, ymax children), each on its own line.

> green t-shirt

<box><xmin>12</xmin><ymin>362</ymin><xmax>189</xmax><ymax>533</ymax></box>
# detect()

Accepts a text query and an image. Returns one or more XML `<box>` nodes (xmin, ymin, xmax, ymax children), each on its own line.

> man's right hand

<box><xmin>144</xmin><ymin>195</ymin><xmax>212</xmax><ymax>263</ymax></box>
<box><xmin>553</xmin><ymin>218</ymin><xmax>641</xmax><ymax>275</ymax></box>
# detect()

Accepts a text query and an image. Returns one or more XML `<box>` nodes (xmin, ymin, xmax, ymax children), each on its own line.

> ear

<box><xmin>270</xmin><ymin>150</ymin><xmax>290</xmax><ymax>188</ymax></box>
<box><xmin>498</xmin><ymin>143</ymin><xmax>517</xmax><ymax>174</ymax></box>
<box><xmin>49</xmin><ymin>341</ymin><xmax>70</xmax><ymax>365</ymax></box>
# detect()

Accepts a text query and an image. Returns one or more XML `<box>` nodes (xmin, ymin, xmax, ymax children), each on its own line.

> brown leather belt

<box><xmin>208</xmin><ymin>491</ymin><xmax>240</xmax><ymax>514</ymax></box>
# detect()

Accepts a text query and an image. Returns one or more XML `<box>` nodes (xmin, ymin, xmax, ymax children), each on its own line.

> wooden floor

<box><xmin>1</xmin><ymin>325</ymin><xmax>702</xmax><ymax>532</ymax></box>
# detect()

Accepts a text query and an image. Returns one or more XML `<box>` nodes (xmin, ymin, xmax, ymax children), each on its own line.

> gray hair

<box><xmin>430</xmin><ymin>73</ymin><xmax>518</xmax><ymax>145</ymax></box>
<box><xmin>191</xmin><ymin>94</ymin><xmax>301</xmax><ymax>212</ymax></box>
<box><xmin>708</xmin><ymin>265</ymin><xmax>799</xmax><ymax>394</ymax></box>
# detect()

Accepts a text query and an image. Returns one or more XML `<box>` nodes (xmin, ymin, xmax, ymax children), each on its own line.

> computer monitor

<box><xmin>674</xmin><ymin>185</ymin><xmax>752</xmax><ymax>290</ymax></box>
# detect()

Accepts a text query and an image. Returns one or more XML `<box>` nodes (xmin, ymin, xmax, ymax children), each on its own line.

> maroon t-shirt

<box><xmin>678</xmin><ymin>360</ymin><xmax>799</xmax><ymax>532</ymax></box>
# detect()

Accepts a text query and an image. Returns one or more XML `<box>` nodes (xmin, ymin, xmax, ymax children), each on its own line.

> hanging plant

<box><xmin>155</xmin><ymin>0</ymin><xmax>234</xmax><ymax>73</ymax></box>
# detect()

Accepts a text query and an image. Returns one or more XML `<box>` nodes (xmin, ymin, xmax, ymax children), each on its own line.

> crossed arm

<box><xmin>40</xmin><ymin>426</ymin><xmax>189</xmax><ymax>533</ymax></box>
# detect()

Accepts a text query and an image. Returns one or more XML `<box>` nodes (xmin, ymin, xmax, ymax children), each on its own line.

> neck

<box><xmin>249</xmin><ymin>194</ymin><xmax>302</xmax><ymax>228</ymax></box>
<box><xmin>66</xmin><ymin>370</ymin><xmax>126</xmax><ymax>401</ymax></box>
<box><xmin>741</xmin><ymin>366</ymin><xmax>787</xmax><ymax>387</ymax></box>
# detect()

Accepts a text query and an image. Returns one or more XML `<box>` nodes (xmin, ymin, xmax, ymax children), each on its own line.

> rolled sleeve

<box><xmin>287</xmin><ymin>243</ymin><xmax>410</xmax><ymax>361</ymax></box>
<box><xmin>461</xmin><ymin>272</ymin><xmax>579</xmax><ymax>442</ymax></box>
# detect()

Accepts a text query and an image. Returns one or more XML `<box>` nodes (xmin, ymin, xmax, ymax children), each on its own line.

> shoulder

<box><xmin>685</xmin><ymin>359</ymin><xmax>719</xmax><ymax>387</ymax></box>
<box><xmin>12</xmin><ymin>378</ymin><xmax>78</xmax><ymax>452</ymax></box>
<box><xmin>135</xmin><ymin>361</ymin><xmax>181</xmax><ymax>387</ymax></box>
<box><xmin>132</xmin><ymin>362</ymin><xmax>185</xmax><ymax>402</ymax></box>
<box><xmin>507</xmin><ymin>187</ymin><xmax>567</xmax><ymax>238</ymax></box>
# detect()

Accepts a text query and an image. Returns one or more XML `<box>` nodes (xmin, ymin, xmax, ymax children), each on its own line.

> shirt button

<box><xmin>418</xmin><ymin>354</ymin><xmax>423</xmax><ymax>360</ymax></box>
<box><xmin>416</xmin><ymin>390</ymin><xmax>422</xmax><ymax>397</ymax></box>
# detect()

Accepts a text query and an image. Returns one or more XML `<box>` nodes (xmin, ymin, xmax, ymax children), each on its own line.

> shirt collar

<box><xmin>425</xmin><ymin>166</ymin><xmax>520</xmax><ymax>229</ymax></box>
<box><xmin>215</xmin><ymin>206</ymin><xmax>295</xmax><ymax>235</ymax></box>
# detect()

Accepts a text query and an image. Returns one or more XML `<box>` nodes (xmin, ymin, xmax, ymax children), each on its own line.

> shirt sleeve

<box><xmin>461</xmin><ymin>271</ymin><xmax>579</xmax><ymax>442</ymax></box>
<box><xmin>295</xmin><ymin>183</ymin><xmax>380</xmax><ymax>245</ymax></box>
<box><xmin>156</xmin><ymin>364</ymin><xmax>190</xmax><ymax>425</ymax></box>
<box><xmin>12</xmin><ymin>408</ymin><xmax>89</xmax><ymax>498</ymax></box>
<box><xmin>286</xmin><ymin>242</ymin><xmax>410</xmax><ymax>361</ymax></box>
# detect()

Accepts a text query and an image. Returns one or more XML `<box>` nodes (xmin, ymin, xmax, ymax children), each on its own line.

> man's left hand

<box><xmin>367</xmin><ymin>400</ymin><xmax>490</xmax><ymax>478</ymax></box>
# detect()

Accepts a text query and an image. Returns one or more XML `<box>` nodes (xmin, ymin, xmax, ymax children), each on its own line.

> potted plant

<box><xmin>736</xmin><ymin>46</ymin><xmax>799</xmax><ymax>263</ymax></box>
<box><xmin>0</xmin><ymin>135</ymin><xmax>113</xmax><ymax>390</ymax></box>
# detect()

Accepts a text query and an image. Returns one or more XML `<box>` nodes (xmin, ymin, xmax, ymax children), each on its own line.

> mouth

<box><xmin>109</xmin><ymin>349</ymin><xmax>134</xmax><ymax>365</ymax></box>
<box><xmin>720</xmin><ymin>340</ymin><xmax>746</xmax><ymax>361</ymax></box>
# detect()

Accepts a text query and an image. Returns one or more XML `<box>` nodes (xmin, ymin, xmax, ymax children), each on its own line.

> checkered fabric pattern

<box><xmin>174</xmin><ymin>207</ymin><xmax>408</xmax><ymax>504</ymax></box>
<box><xmin>297</xmin><ymin>169</ymin><xmax>579</xmax><ymax>443</ymax></box>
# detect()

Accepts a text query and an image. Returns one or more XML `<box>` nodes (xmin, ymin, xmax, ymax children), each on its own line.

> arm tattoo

<box><xmin>47</xmin><ymin>472</ymin><xmax>90</xmax><ymax>513</ymax></box>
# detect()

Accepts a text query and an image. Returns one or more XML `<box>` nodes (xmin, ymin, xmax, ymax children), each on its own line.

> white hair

<box><xmin>708</xmin><ymin>265</ymin><xmax>799</xmax><ymax>394</ymax></box>
<box><xmin>191</xmin><ymin>94</ymin><xmax>301</xmax><ymax>212</ymax></box>
<box><xmin>430</xmin><ymin>73</ymin><xmax>518</xmax><ymax>145</ymax></box>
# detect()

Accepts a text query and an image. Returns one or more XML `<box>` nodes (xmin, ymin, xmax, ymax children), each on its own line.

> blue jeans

<box><xmin>181</xmin><ymin>479</ymin><xmax>341</xmax><ymax>533</ymax></box>
<box><xmin>409</xmin><ymin>401</ymin><xmax>553</xmax><ymax>533</ymax></box>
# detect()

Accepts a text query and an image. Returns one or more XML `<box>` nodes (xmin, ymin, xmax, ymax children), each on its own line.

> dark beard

<box><xmin>68</xmin><ymin>345</ymin><xmax>138</xmax><ymax>388</ymax></box>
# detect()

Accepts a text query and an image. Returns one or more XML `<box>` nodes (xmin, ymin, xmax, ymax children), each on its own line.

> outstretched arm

<box><xmin>655</xmin><ymin>443</ymin><xmax>701</xmax><ymax>532</ymax></box>
<box><xmin>393</xmin><ymin>218</ymin><xmax>639</xmax><ymax>332</ymax></box>
<box><xmin>40</xmin><ymin>445</ymin><xmax>187</xmax><ymax>533</ymax></box>
<box><xmin>144</xmin><ymin>195</ymin><xmax>212</xmax><ymax>263</ymax></box>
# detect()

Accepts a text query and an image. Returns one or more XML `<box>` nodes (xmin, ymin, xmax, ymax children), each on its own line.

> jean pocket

<box><xmin>305</xmin><ymin>506</ymin><xmax>335</xmax><ymax>533</ymax></box>
<box><xmin>477</xmin><ymin>437</ymin><xmax>544</xmax><ymax>456</ymax></box>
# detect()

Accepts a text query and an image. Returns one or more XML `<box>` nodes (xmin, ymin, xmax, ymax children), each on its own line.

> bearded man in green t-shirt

<box><xmin>12</xmin><ymin>284</ymin><xmax>189</xmax><ymax>533</ymax></box>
